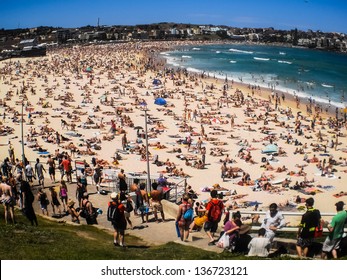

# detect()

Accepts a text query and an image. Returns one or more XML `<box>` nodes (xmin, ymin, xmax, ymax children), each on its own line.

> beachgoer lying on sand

<box><xmin>276</xmin><ymin>165</ymin><xmax>288</xmax><ymax>173</ymax></box>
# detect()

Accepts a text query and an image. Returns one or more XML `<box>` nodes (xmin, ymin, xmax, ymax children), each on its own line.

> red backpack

<box><xmin>208</xmin><ymin>200</ymin><xmax>223</xmax><ymax>222</ymax></box>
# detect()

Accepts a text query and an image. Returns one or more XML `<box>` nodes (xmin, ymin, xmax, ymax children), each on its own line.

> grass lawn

<box><xmin>3</xmin><ymin>207</ymin><xmax>342</xmax><ymax>260</ymax></box>
<box><xmin>0</xmin><ymin>208</ymin><xmax>247</xmax><ymax>260</ymax></box>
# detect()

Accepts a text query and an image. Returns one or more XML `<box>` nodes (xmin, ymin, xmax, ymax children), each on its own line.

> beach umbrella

<box><xmin>261</xmin><ymin>144</ymin><xmax>279</xmax><ymax>154</ymax></box>
<box><xmin>154</xmin><ymin>97</ymin><xmax>167</xmax><ymax>106</ymax></box>
<box><xmin>85</xmin><ymin>66</ymin><xmax>92</xmax><ymax>72</ymax></box>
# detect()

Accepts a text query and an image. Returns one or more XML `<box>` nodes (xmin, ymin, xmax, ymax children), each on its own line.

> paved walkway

<box><xmin>31</xmin><ymin>181</ymin><xmax>223</xmax><ymax>253</ymax></box>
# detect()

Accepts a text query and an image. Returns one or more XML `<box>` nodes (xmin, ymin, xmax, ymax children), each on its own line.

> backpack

<box><xmin>208</xmin><ymin>200</ymin><xmax>223</xmax><ymax>222</ymax></box>
<box><xmin>107</xmin><ymin>204</ymin><xmax>121</xmax><ymax>222</ymax></box>
<box><xmin>126</xmin><ymin>200</ymin><xmax>134</xmax><ymax>213</ymax></box>
<box><xmin>183</xmin><ymin>207</ymin><xmax>194</xmax><ymax>221</ymax></box>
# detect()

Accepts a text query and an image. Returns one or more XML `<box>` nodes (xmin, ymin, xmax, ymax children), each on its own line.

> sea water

<box><xmin>161</xmin><ymin>44</ymin><xmax>347</xmax><ymax>108</ymax></box>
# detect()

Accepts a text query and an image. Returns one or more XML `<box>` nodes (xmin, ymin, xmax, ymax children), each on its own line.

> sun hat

<box><xmin>239</xmin><ymin>224</ymin><xmax>252</xmax><ymax>235</ymax></box>
<box><xmin>67</xmin><ymin>200</ymin><xmax>75</xmax><ymax>207</ymax></box>
<box><xmin>110</xmin><ymin>192</ymin><xmax>118</xmax><ymax>199</ymax></box>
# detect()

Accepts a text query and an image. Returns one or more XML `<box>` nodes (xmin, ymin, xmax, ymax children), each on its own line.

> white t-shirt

<box><xmin>248</xmin><ymin>236</ymin><xmax>271</xmax><ymax>257</ymax></box>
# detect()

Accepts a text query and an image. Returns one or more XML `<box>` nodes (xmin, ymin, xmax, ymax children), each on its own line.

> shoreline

<box><xmin>159</xmin><ymin>42</ymin><xmax>347</xmax><ymax>112</ymax></box>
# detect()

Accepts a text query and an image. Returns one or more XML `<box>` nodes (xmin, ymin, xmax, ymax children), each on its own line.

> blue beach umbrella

<box><xmin>154</xmin><ymin>97</ymin><xmax>167</xmax><ymax>106</ymax></box>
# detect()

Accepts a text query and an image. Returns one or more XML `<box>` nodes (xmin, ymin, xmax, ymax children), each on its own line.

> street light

<box><xmin>21</xmin><ymin>101</ymin><xmax>26</xmax><ymax>179</ymax></box>
<box><xmin>143</xmin><ymin>108</ymin><xmax>151</xmax><ymax>192</ymax></box>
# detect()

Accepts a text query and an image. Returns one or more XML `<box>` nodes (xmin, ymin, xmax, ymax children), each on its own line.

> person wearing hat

<box><xmin>107</xmin><ymin>192</ymin><xmax>127</xmax><ymax>247</ymax></box>
<box><xmin>295</xmin><ymin>197</ymin><xmax>321</xmax><ymax>258</ymax></box>
<box><xmin>321</xmin><ymin>201</ymin><xmax>347</xmax><ymax>259</ymax></box>
<box><xmin>66</xmin><ymin>199</ymin><xmax>80</xmax><ymax>224</ymax></box>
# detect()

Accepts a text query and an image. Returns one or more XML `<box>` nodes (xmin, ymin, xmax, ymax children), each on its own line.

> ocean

<box><xmin>161</xmin><ymin>44</ymin><xmax>347</xmax><ymax>109</ymax></box>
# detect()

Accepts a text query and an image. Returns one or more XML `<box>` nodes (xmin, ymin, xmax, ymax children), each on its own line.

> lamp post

<box><xmin>21</xmin><ymin>101</ymin><xmax>26</xmax><ymax>180</ymax></box>
<box><xmin>144</xmin><ymin>108</ymin><xmax>151</xmax><ymax>192</ymax></box>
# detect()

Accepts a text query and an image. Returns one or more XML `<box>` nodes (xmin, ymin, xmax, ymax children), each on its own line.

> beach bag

<box><xmin>183</xmin><ymin>207</ymin><xmax>194</xmax><ymax>221</ymax></box>
<box><xmin>126</xmin><ymin>200</ymin><xmax>134</xmax><ymax>213</ymax></box>
<box><xmin>208</xmin><ymin>200</ymin><xmax>223</xmax><ymax>222</ymax></box>
<box><xmin>314</xmin><ymin>224</ymin><xmax>323</xmax><ymax>238</ymax></box>
<box><xmin>107</xmin><ymin>204</ymin><xmax>121</xmax><ymax>222</ymax></box>
<box><xmin>216</xmin><ymin>232</ymin><xmax>230</xmax><ymax>249</ymax></box>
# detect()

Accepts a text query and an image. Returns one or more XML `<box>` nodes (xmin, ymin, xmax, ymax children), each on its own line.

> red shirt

<box><xmin>61</xmin><ymin>159</ymin><xmax>71</xmax><ymax>171</ymax></box>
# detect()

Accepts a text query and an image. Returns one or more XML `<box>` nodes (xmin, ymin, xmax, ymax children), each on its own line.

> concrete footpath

<box><xmin>31</xmin><ymin>181</ymin><xmax>223</xmax><ymax>253</ymax></box>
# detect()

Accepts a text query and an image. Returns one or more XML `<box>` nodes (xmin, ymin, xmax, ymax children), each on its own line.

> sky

<box><xmin>1</xmin><ymin>0</ymin><xmax>347</xmax><ymax>33</ymax></box>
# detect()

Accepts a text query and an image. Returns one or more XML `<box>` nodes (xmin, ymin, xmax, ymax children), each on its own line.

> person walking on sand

<box><xmin>150</xmin><ymin>182</ymin><xmax>165</xmax><ymax>222</ymax></box>
<box><xmin>321</xmin><ymin>201</ymin><xmax>347</xmax><ymax>259</ymax></box>
<box><xmin>296</xmin><ymin>197</ymin><xmax>321</xmax><ymax>258</ymax></box>
<box><xmin>46</xmin><ymin>155</ymin><xmax>56</xmax><ymax>183</ymax></box>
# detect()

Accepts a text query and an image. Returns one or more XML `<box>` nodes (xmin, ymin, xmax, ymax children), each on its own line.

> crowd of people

<box><xmin>175</xmin><ymin>186</ymin><xmax>347</xmax><ymax>259</ymax></box>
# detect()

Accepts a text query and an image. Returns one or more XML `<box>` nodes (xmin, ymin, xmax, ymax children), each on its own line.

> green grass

<box><xmin>2</xmin><ymin>208</ymin><xmax>343</xmax><ymax>260</ymax></box>
<box><xmin>0</xmin><ymin>208</ymin><xmax>235</xmax><ymax>260</ymax></box>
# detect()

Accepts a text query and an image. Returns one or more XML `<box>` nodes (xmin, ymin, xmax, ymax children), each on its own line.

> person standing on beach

<box><xmin>321</xmin><ymin>201</ymin><xmax>347</xmax><ymax>259</ymax></box>
<box><xmin>296</xmin><ymin>197</ymin><xmax>321</xmax><ymax>258</ymax></box>
<box><xmin>34</xmin><ymin>158</ymin><xmax>46</xmax><ymax>187</ymax></box>
<box><xmin>150</xmin><ymin>182</ymin><xmax>165</xmax><ymax>223</ymax></box>
<box><xmin>46</xmin><ymin>155</ymin><xmax>56</xmax><ymax>183</ymax></box>
<box><xmin>93</xmin><ymin>164</ymin><xmax>102</xmax><ymax>194</ymax></box>
<box><xmin>122</xmin><ymin>133</ymin><xmax>127</xmax><ymax>151</ymax></box>
<box><xmin>60</xmin><ymin>155</ymin><xmax>72</xmax><ymax>183</ymax></box>
<box><xmin>8</xmin><ymin>141</ymin><xmax>15</xmax><ymax>164</ymax></box>
<box><xmin>204</xmin><ymin>189</ymin><xmax>224</xmax><ymax>245</ymax></box>
<box><xmin>118</xmin><ymin>169</ymin><xmax>128</xmax><ymax>200</ymax></box>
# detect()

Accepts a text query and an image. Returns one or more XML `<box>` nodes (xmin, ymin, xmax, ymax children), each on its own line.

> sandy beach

<box><xmin>1</xmin><ymin>41</ymin><xmax>347</xmax><ymax>227</ymax></box>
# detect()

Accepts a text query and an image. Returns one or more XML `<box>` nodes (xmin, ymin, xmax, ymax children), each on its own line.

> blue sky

<box><xmin>1</xmin><ymin>0</ymin><xmax>346</xmax><ymax>33</ymax></box>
